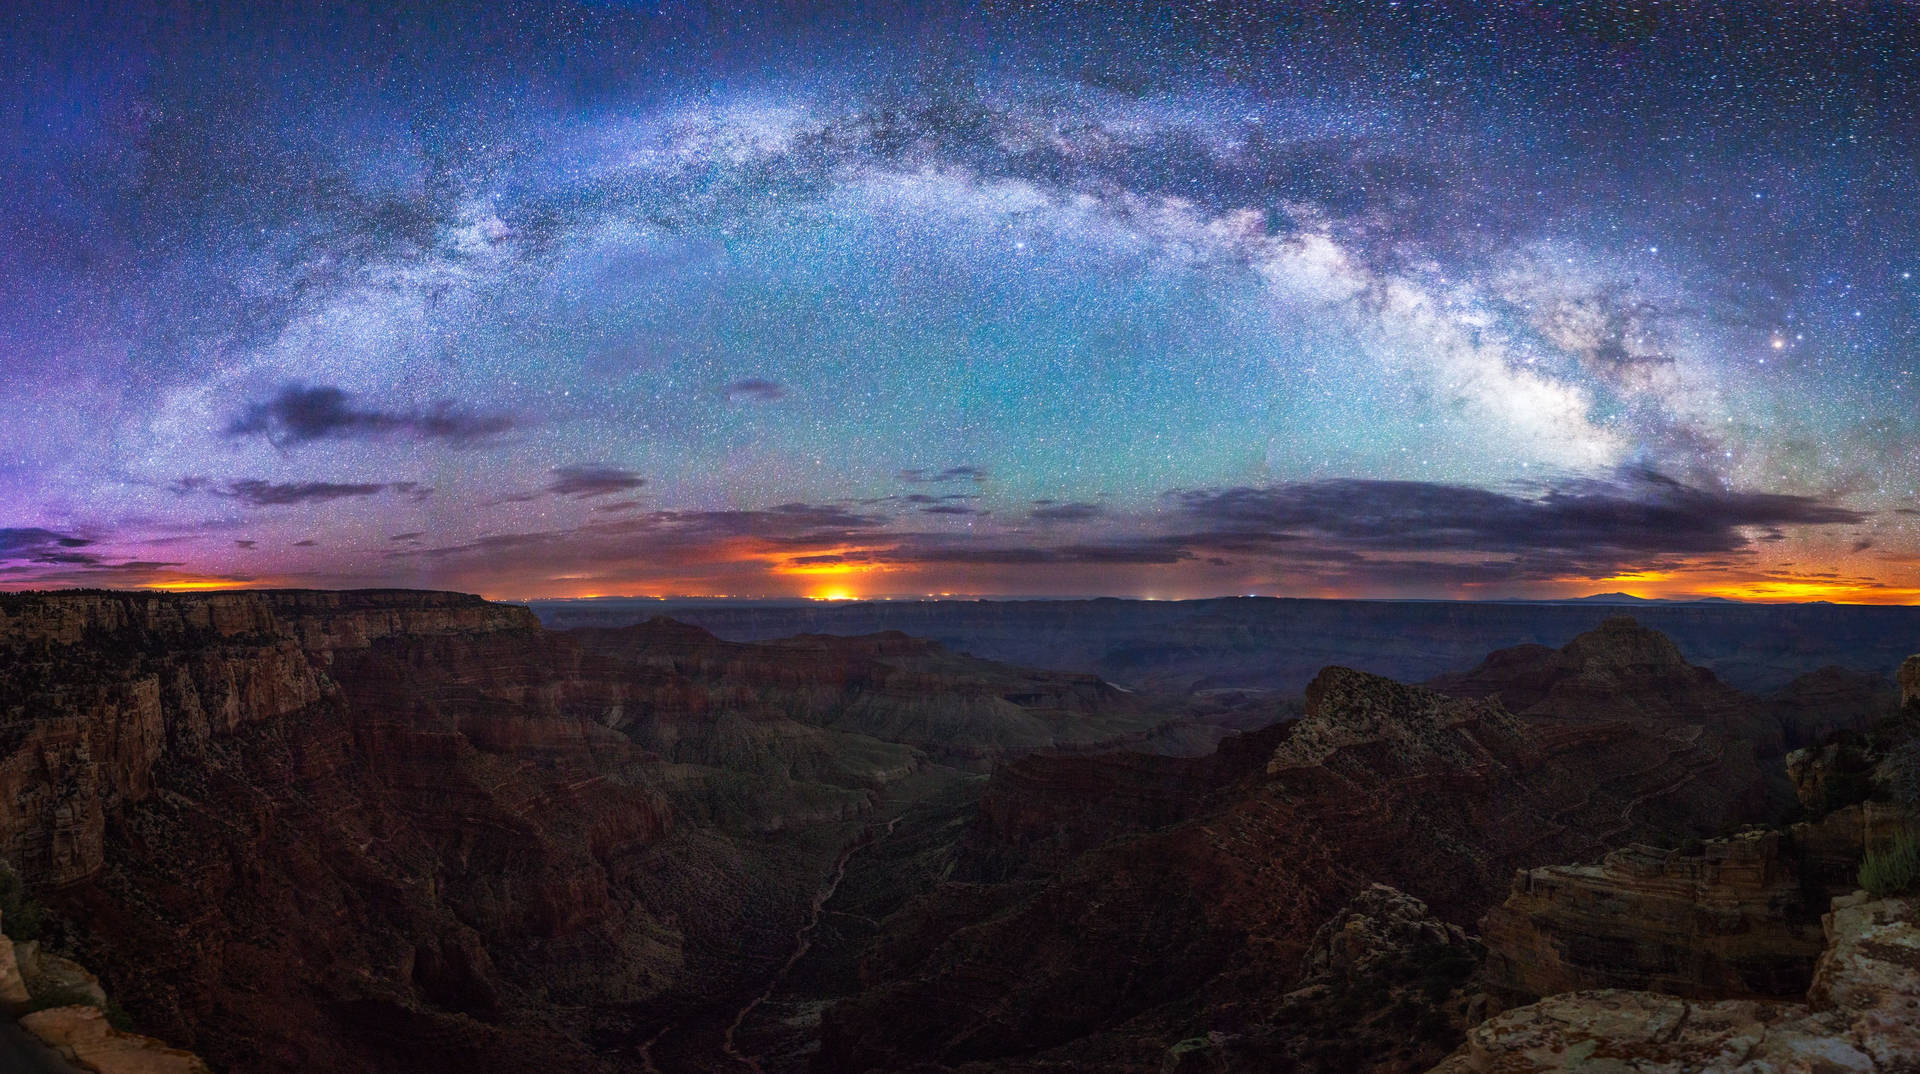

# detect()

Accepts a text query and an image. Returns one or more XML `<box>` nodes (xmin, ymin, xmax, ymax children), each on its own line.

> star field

<box><xmin>2</xmin><ymin>2</ymin><xmax>1916</xmax><ymax>601</ymax></box>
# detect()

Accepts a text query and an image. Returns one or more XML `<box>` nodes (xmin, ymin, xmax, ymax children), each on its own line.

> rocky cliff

<box><xmin>816</xmin><ymin>622</ymin><xmax>1795</xmax><ymax>1073</ymax></box>
<box><xmin>1431</xmin><ymin>893</ymin><xmax>1920</xmax><ymax>1073</ymax></box>
<box><xmin>0</xmin><ymin>590</ymin><xmax>1192</xmax><ymax>1074</ymax></box>
<box><xmin>1477</xmin><ymin>802</ymin><xmax>1920</xmax><ymax>1009</ymax></box>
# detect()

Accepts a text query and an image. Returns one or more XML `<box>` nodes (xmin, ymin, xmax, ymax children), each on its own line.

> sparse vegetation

<box><xmin>1859</xmin><ymin>831</ymin><xmax>1920</xmax><ymax>897</ymax></box>
<box><xmin>0</xmin><ymin>861</ymin><xmax>45</xmax><ymax>941</ymax></box>
<box><xmin>104</xmin><ymin>996</ymin><xmax>135</xmax><ymax>1032</ymax></box>
<box><xmin>21</xmin><ymin>983</ymin><xmax>102</xmax><ymax>1015</ymax></box>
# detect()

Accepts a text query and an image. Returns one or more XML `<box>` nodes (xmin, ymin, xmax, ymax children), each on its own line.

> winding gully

<box><xmin>638</xmin><ymin>814</ymin><xmax>907</xmax><ymax>1074</ymax></box>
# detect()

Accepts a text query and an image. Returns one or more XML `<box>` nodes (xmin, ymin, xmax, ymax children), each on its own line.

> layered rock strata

<box><xmin>1429</xmin><ymin>894</ymin><xmax>1920</xmax><ymax>1073</ymax></box>
<box><xmin>819</xmin><ymin>623</ymin><xmax>1788</xmax><ymax>1073</ymax></box>
<box><xmin>0</xmin><ymin>590</ymin><xmax>1178</xmax><ymax>1074</ymax></box>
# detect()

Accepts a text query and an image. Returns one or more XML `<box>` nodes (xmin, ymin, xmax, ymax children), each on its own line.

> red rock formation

<box><xmin>1478</xmin><ymin>833</ymin><xmax>1830</xmax><ymax>1005</ymax></box>
<box><xmin>818</xmin><ymin>623</ymin><xmax>1785</xmax><ymax>1073</ymax></box>
<box><xmin>1430</xmin><ymin>893</ymin><xmax>1920</xmax><ymax>1073</ymax></box>
<box><xmin>0</xmin><ymin>590</ymin><xmax>1187</xmax><ymax>1074</ymax></box>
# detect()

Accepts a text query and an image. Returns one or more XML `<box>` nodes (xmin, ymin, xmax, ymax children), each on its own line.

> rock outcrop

<box><xmin>1903</xmin><ymin>654</ymin><xmax>1920</xmax><ymax>708</ymax></box>
<box><xmin>1478</xmin><ymin>795</ymin><xmax>1920</xmax><ymax>1009</ymax></box>
<box><xmin>818</xmin><ymin>624</ymin><xmax>1793</xmax><ymax>1073</ymax></box>
<box><xmin>1429</xmin><ymin>894</ymin><xmax>1920</xmax><ymax>1073</ymax></box>
<box><xmin>0</xmin><ymin>590</ymin><xmax>1189</xmax><ymax>1074</ymax></box>
<box><xmin>1479</xmin><ymin>833</ymin><xmax>1829</xmax><ymax>1005</ymax></box>
<box><xmin>19</xmin><ymin>1005</ymin><xmax>212</xmax><ymax>1074</ymax></box>
<box><xmin>1429</xmin><ymin>616</ymin><xmax>1783</xmax><ymax>755</ymax></box>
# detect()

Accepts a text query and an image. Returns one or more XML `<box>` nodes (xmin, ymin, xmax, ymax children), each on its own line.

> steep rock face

<box><xmin>1273</xmin><ymin>667</ymin><xmax>1523</xmax><ymax>773</ymax></box>
<box><xmin>1429</xmin><ymin>894</ymin><xmax>1920</xmax><ymax>1073</ymax></box>
<box><xmin>1476</xmin><ymin>803</ymin><xmax>1920</xmax><ymax>1009</ymax></box>
<box><xmin>818</xmin><ymin>627</ymin><xmax>1781</xmax><ymax>1074</ymax></box>
<box><xmin>1903</xmin><ymin>654</ymin><xmax>1920</xmax><ymax>707</ymax></box>
<box><xmin>1479</xmin><ymin>834</ymin><xmax>1827</xmax><ymax>1005</ymax></box>
<box><xmin>2</xmin><ymin>590</ymin><xmax>1192</xmax><ymax>1074</ymax></box>
<box><xmin>0</xmin><ymin>590</ymin><xmax>530</xmax><ymax>888</ymax></box>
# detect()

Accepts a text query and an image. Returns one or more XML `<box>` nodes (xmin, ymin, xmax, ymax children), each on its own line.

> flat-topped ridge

<box><xmin>0</xmin><ymin>588</ymin><xmax>537</xmax><ymax>649</ymax></box>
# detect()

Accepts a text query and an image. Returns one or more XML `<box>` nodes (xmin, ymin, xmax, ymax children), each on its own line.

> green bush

<box><xmin>1859</xmin><ymin>832</ymin><xmax>1920</xmax><ymax>897</ymax></box>
<box><xmin>20</xmin><ymin>983</ymin><xmax>103</xmax><ymax>1016</ymax></box>
<box><xmin>0</xmin><ymin>863</ymin><xmax>44</xmax><ymax>941</ymax></box>
<box><xmin>103</xmin><ymin>997</ymin><xmax>135</xmax><ymax>1032</ymax></box>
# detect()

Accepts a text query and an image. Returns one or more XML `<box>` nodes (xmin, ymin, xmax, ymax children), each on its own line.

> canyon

<box><xmin>535</xmin><ymin>595</ymin><xmax>1920</xmax><ymax>694</ymax></box>
<box><xmin>0</xmin><ymin>590</ymin><xmax>1913</xmax><ymax>1073</ymax></box>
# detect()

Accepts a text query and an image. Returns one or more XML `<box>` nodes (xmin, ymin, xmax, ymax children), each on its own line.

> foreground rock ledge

<box><xmin>1429</xmin><ymin>893</ymin><xmax>1920</xmax><ymax>1073</ymax></box>
<box><xmin>18</xmin><ymin>1006</ymin><xmax>211</xmax><ymax>1074</ymax></box>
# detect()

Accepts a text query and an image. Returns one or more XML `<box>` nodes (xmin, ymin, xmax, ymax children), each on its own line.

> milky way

<box><xmin>2</xmin><ymin>2</ymin><xmax>1916</xmax><ymax>601</ymax></box>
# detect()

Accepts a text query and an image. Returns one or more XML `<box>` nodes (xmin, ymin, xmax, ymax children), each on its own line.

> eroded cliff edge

<box><xmin>0</xmin><ymin>589</ymin><xmax>1201</xmax><ymax>1073</ymax></box>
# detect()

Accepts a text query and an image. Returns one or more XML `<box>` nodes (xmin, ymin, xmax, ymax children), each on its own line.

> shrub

<box><xmin>21</xmin><ymin>983</ymin><xmax>103</xmax><ymax>1016</ymax></box>
<box><xmin>103</xmin><ymin>997</ymin><xmax>135</xmax><ymax>1032</ymax></box>
<box><xmin>0</xmin><ymin>863</ymin><xmax>44</xmax><ymax>941</ymax></box>
<box><xmin>1859</xmin><ymin>831</ymin><xmax>1920</xmax><ymax>897</ymax></box>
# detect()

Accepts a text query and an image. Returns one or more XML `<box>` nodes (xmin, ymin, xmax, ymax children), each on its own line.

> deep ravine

<box><xmin>719</xmin><ymin>815</ymin><xmax>907</xmax><ymax>1073</ymax></box>
<box><xmin>635</xmin><ymin>814</ymin><xmax>908</xmax><ymax>1074</ymax></box>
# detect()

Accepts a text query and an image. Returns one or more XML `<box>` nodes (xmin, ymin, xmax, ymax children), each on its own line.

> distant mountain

<box><xmin>530</xmin><ymin>595</ymin><xmax>1920</xmax><ymax>694</ymax></box>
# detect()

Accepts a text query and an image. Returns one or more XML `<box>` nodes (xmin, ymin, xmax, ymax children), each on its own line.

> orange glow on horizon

<box><xmin>138</xmin><ymin>577</ymin><xmax>268</xmax><ymax>592</ymax></box>
<box><xmin>1690</xmin><ymin>580</ymin><xmax>1920</xmax><ymax>605</ymax></box>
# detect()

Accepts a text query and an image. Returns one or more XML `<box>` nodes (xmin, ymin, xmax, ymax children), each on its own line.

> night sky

<box><xmin>3</xmin><ymin>2</ymin><xmax>1917</xmax><ymax>602</ymax></box>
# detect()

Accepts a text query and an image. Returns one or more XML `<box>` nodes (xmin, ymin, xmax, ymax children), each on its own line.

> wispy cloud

<box><xmin>173</xmin><ymin>477</ymin><xmax>432</xmax><ymax>506</ymax></box>
<box><xmin>547</xmin><ymin>465</ymin><xmax>647</xmax><ymax>498</ymax></box>
<box><xmin>724</xmin><ymin>378</ymin><xmax>788</xmax><ymax>402</ymax></box>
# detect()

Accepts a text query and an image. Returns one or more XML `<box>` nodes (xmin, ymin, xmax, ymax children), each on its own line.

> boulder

<box><xmin>1429</xmin><ymin>895</ymin><xmax>1920</xmax><ymax>1073</ymax></box>
<box><xmin>19</xmin><ymin>1005</ymin><xmax>212</xmax><ymax>1074</ymax></box>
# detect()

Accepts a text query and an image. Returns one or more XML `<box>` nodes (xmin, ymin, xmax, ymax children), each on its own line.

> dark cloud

<box><xmin>900</xmin><ymin>465</ymin><xmax>988</xmax><ymax>484</ymax></box>
<box><xmin>1030</xmin><ymin>501</ymin><xmax>1105</xmax><ymax>523</ymax></box>
<box><xmin>235</xmin><ymin>539</ymin><xmax>257</xmax><ymax>549</ymax></box>
<box><xmin>389</xmin><ymin>532</ymin><xmax>424</xmax><ymax>543</ymax></box>
<box><xmin>175</xmin><ymin>477</ymin><xmax>433</xmax><ymax>508</ymax></box>
<box><xmin>919</xmin><ymin>504</ymin><xmax>984</xmax><ymax>516</ymax></box>
<box><xmin>724</xmin><ymin>378</ymin><xmax>788</xmax><ymax>402</ymax></box>
<box><xmin>0</xmin><ymin>525</ymin><xmax>197</xmax><ymax>585</ymax></box>
<box><xmin>227</xmin><ymin>385</ymin><xmax>515</xmax><ymax>448</ymax></box>
<box><xmin>1168</xmin><ymin>466</ymin><xmax>1866</xmax><ymax>581</ymax></box>
<box><xmin>224</xmin><ymin>480</ymin><xmax>390</xmax><ymax>506</ymax></box>
<box><xmin>0</xmin><ymin>528</ymin><xmax>92</xmax><ymax>556</ymax></box>
<box><xmin>548</xmin><ymin>465</ymin><xmax>647</xmax><ymax>498</ymax></box>
<box><xmin>393</xmin><ymin>502</ymin><xmax>887</xmax><ymax>566</ymax></box>
<box><xmin>292</xmin><ymin>539</ymin><xmax>318</xmax><ymax>547</ymax></box>
<box><xmin>856</xmin><ymin>539</ymin><xmax>1190</xmax><ymax>566</ymax></box>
